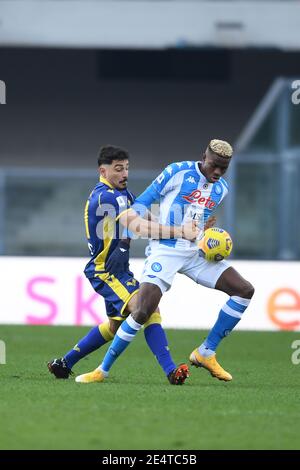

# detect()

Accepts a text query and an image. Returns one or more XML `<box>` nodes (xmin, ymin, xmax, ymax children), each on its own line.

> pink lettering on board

<box><xmin>26</xmin><ymin>276</ymin><xmax>57</xmax><ymax>325</ymax></box>
<box><xmin>75</xmin><ymin>277</ymin><xmax>103</xmax><ymax>325</ymax></box>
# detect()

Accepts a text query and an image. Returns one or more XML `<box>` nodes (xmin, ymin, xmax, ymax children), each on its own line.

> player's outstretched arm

<box><xmin>119</xmin><ymin>209</ymin><xmax>199</xmax><ymax>241</ymax></box>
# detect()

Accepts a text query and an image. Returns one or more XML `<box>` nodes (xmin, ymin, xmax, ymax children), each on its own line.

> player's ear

<box><xmin>99</xmin><ymin>165</ymin><xmax>106</xmax><ymax>177</ymax></box>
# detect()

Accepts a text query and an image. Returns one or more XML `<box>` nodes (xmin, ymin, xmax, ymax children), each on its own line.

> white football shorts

<box><xmin>140</xmin><ymin>240</ymin><xmax>230</xmax><ymax>294</ymax></box>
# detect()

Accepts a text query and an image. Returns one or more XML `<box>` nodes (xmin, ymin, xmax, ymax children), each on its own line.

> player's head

<box><xmin>98</xmin><ymin>145</ymin><xmax>129</xmax><ymax>190</ymax></box>
<box><xmin>200</xmin><ymin>139</ymin><xmax>233</xmax><ymax>183</ymax></box>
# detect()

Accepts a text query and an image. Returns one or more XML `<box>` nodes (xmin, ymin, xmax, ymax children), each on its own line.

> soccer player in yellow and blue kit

<box><xmin>47</xmin><ymin>145</ymin><xmax>190</xmax><ymax>385</ymax></box>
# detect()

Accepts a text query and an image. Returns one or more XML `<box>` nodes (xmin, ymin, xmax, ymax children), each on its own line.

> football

<box><xmin>198</xmin><ymin>227</ymin><xmax>233</xmax><ymax>262</ymax></box>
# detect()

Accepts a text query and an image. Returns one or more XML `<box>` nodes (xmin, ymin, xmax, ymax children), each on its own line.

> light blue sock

<box><xmin>99</xmin><ymin>315</ymin><xmax>142</xmax><ymax>374</ymax></box>
<box><xmin>199</xmin><ymin>296</ymin><xmax>251</xmax><ymax>357</ymax></box>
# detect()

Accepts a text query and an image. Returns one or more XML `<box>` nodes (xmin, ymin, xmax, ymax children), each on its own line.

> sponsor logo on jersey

<box><xmin>183</xmin><ymin>190</ymin><xmax>216</xmax><ymax>209</ymax></box>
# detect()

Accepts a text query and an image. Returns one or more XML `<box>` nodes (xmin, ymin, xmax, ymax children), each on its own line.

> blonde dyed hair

<box><xmin>209</xmin><ymin>139</ymin><xmax>233</xmax><ymax>159</ymax></box>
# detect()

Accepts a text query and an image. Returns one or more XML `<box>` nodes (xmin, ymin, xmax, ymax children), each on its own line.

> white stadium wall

<box><xmin>1</xmin><ymin>1</ymin><xmax>300</xmax><ymax>50</ymax></box>
<box><xmin>0</xmin><ymin>257</ymin><xmax>299</xmax><ymax>331</ymax></box>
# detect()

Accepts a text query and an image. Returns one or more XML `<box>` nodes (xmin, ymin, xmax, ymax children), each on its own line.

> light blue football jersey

<box><xmin>133</xmin><ymin>161</ymin><xmax>228</xmax><ymax>249</ymax></box>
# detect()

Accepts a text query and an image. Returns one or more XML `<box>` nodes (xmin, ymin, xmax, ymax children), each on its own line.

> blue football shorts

<box><xmin>88</xmin><ymin>271</ymin><xmax>139</xmax><ymax>320</ymax></box>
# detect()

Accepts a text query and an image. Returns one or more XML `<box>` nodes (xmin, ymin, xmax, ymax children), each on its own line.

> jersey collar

<box><xmin>195</xmin><ymin>161</ymin><xmax>202</xmax><ymax>176</ymax></box>
<box><xmin>195</xmin><ymin>161</ymin><xmax>211</xmax><ymax>185</ymax></box>
<box><xmin>99</xmin><ymin>176</ymin><xmax>114</xmax><ymax>189</ymax></box>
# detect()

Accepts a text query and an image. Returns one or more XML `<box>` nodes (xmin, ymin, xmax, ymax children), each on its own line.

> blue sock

<box><xmin>144</xmin><ymin>323</ymin><xmax>176</xmax><ymax>376</ymax></box>
<box><xmin>199</xmin><ymin>296</ymin><xmax>251</xmax><ymax>356</ymax></box>
<box><xmin>64</xmin><ymin>326</ymin><xmax>109</xmax><ymax>369</ymax></box>
<box><xmin>100</xmin><ymin>315</ymin><xmax>142</xmax><ymax>373</ymax></box>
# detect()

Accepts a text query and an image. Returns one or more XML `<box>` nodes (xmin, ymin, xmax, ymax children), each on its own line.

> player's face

<box><xmin>200</xmin><ymin>151</ymin><xmax>230</xmax><ymax>183</ymax></box>
<box><xmin>100</xmin><ymin>160</ymin><xmax>129</xmax><ymax>190</ymax></box>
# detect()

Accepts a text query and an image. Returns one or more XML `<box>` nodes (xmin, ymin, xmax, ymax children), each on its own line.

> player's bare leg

<box><xmin>215</xmin><ymin>267</ymin><xmax>254</xmax><ymax>299</ymax></box>
<box><xmin>190</xmin><ymin>267</ymin><xmax>254</xmax><ymax>381</ymax></box>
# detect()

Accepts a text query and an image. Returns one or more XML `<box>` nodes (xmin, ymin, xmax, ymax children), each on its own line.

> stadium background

<box><xmin>1</xmin><ymin>0</ymin><xmax>300</xmax><ymax>451</ymax></box>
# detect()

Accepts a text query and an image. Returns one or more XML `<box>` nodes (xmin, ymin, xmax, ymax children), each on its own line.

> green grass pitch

<box><xmin>1</xmin><ymin>325</ymin><xmax>300</xmax><ymax>450</ymax></box>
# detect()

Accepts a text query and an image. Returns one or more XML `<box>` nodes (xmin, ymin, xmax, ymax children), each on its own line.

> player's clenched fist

<box><xmin>181</xmin><ymin>220</ymin><xmax>200</xmax><ymax>241</ymax></box>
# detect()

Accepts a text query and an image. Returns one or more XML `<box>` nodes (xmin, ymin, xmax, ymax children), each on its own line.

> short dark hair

<box><xmin>97</xmin><ymin>145</ymin><xmax>130</xmax><ymax>166</ymax></box>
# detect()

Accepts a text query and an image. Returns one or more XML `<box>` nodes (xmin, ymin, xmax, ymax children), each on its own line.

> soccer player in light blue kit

<box><xmin>48</xmin><ymin>145</ymin><xmax>197</xmax><ymax>384</ymax></box>
<box><xmin>76</xmin><ymin>140</ymin><xmax>254</xmax><ymax>384</ymax></box>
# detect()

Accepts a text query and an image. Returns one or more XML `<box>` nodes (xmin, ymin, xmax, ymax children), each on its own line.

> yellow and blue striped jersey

<box><xmin>84</xmin><ymin>176</ymin><xmax>135</xmax><ymax>278</ymax></box>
